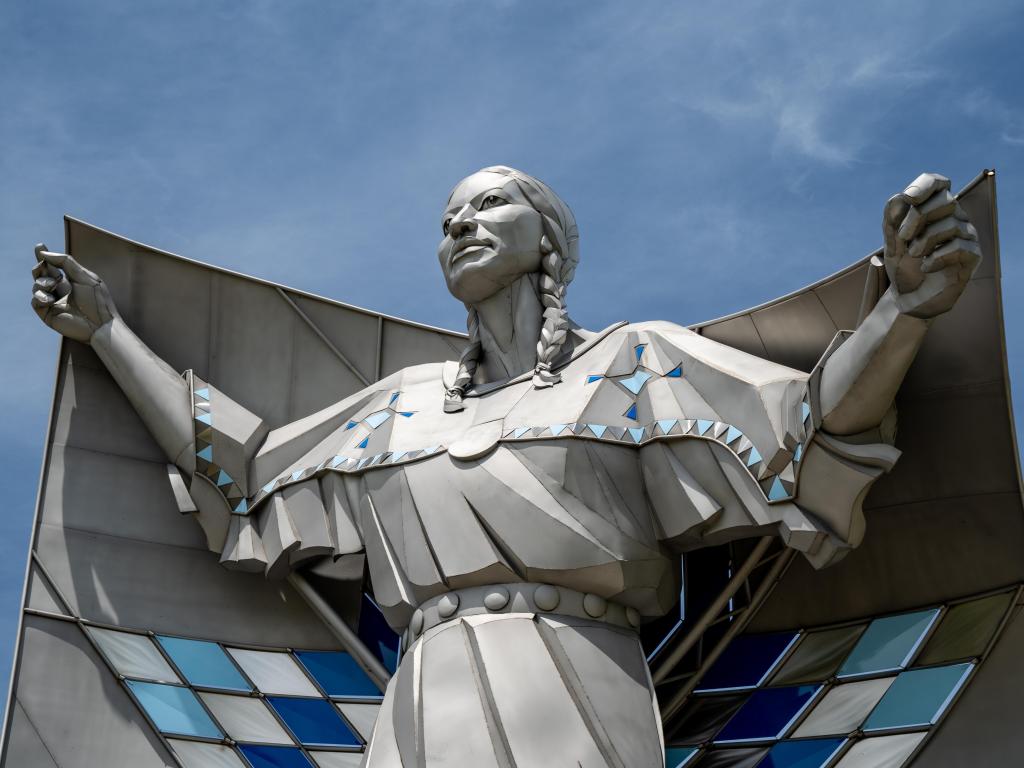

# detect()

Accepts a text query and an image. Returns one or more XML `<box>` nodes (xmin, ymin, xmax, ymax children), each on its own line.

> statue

<box><xmin>28</xmin><ymin>166</ymin><xmax>981</xmax><ymax>767</ymax></box>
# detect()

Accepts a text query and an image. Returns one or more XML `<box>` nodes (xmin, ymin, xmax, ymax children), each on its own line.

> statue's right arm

<box><xmin>31</xmin><ymin>245</ymin><xmax>196</xmax><ymax>473</ymax></box>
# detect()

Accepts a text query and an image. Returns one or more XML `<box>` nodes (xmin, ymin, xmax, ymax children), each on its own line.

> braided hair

<box><xmin>444</xmin><ymin>166</ymin><xmax>580</xmax><ymax>412</ymax></box>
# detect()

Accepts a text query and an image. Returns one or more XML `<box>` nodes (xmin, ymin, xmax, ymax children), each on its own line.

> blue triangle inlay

<box><xmin>725</xmin><ymin>426</ymin><xmax>743</xmax><ymax>444</ymax></box>
<box><xmin>666</xmin><ymin>365</ymin><xmax>682</xmax><ymax>378</ymax></box>
<box><xmin>628</xmin><ymin>427</ymin><xmax>645</xmax><ymax>443</ymax></box>
<box><xmin>549</xmin><ymin>424</ymin><xmax>567</xmax><ymax>436</ymax></box>
<box><xmin>216</xmin><ymin>470</ymin><xmax>233</xmax><ymax>487</ymax></box>
<box><xmin>634</xmin><ymin>344</ymin><xmax>646</xmax><ymax>361</ymax></box>
<box><xmin>768</xmin><ymin>476</ymin><xmax>788</xmax><ymax>501</ymax></box>
<box><xmin>389</xmin><ymin>392</ymin><xmax>400</xmax><ymax>405</ymax></box>
<box><xmin>586</xmin><ymin>374</ymin><xmax>603</xmax><ymax>384</ymax></box>
<box><xmin>794</xmin><ymin>443</ymin><xmax>803</xmax><ymax>462</ymax></box>
<box><xmin>195</xmin><ymin>412</ymin><xmax>212</xmax><ymax>425</ymax></box>
<box><xmin>357</xmin><ymin>437</ymin><xmax>369</xmax><ymax>449</ymax></box>
<box><xmin>398</xmin><ymin>411</ymin><xmax>415</xmax><ymax>418</ymax></box>
<box><xmin>657</xmin><ymin>419</ymin><xmax>677</xmax><ymax>434</ymax></box>
<box><xmin>625</xmin><ymin>403</ymin><xmax>638</xmax><ymax>420</ymax></box>
<box><xmin>262</xmin><ymin>480</ymin><xmax>277</xmax><ymax>493</ymax></box>
<box><xmin>513</xmin><ymin>426</ymin><xmax>531</xmax><ymax>438</ymax></box>
<box><xmin>194</xmin><ymin>387</ymin><xmax>210</xmax><ymax>399</ymax></box>
<box><xmin>802</xmin><ymin>401</ymin><xmax>811</xmax><ymax>421</ymax></box>
<box><xmin>746</xmin><ymin>447</ymin><xmax>762</xmax><ymax>467</ymax></box>
<box><xmin>588</xmin><ymin>424</ymin><xmax>608</xmax><ymax>438</ymax></box>
<box><xmin>196</xmin><ymin>445</ymin><xmax>213</xmax><ymax>462</ymax></box>
<box><xmin>345</xmin><ymin>421</ymin><xmax>357</xmax><ymax>430</ymax></box>
<box><xmin>697</xmin><ymin>419</ymin><xmax>713</xmax><ymax>435</ymax></box>
<box><xmin>233</xmin><ymin>498</ymin><xmax>248</xmax><ymax>513</ymax></box>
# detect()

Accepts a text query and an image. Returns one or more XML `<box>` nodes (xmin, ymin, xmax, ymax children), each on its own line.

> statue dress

<box><xmin>185</xmin><ymin>319</ymin><xmax>895</xmax><ymax>767</ymax></box>
<box><xmin>25</xmin><ymin>165</ymin><xmax>983</xmax><ymax>768</ymax></box>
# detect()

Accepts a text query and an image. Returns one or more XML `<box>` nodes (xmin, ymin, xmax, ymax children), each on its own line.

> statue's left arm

<box><xmin>817</xmin><ymin>172</ymin><xmax>981</xmax><ymax>435</ymax></box>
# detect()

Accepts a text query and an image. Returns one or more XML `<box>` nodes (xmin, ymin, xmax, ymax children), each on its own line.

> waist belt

<box><xmin>406</xmin><ymin>582</ymin><xmax>642</xmax><ymax>644</ymax></box>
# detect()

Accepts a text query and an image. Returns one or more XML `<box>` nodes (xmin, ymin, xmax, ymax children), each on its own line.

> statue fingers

<box><xmin>901</xmin><ymin>172</ymin><xmax>951</xmax><ymax>206</ymax></box>
<box><xmin>920</xmin><ymin>238</ymin><xmax>982</xmax><ymax>275</ymax></box>
<box><xmin>35</xmin><ymin>247</ymin><xmax>100</xmax><ymax>286</ymax></box>
<box><xmin>908</xmin><ymin>217</ymin><xmax>978</xmax><ymax>261</ymax></box>
<box><xmin>31</xmin><ymin>289</ymin><xmax>54</xmax><ymax>322</ymax></box>
<box><xmin>897</xmin><ymin>189</ymin><xmax>958</xmax><ymax>242</ymax></box>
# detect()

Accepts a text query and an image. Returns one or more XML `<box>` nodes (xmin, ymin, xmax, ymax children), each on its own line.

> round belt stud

<box><xmin>410</xmin><ymin>609</ymin><xmax>424</xmax><ymax>636</ymax></box>
<box><xmin>583</xmin><ymin>593</ymin><xmax>607</xmax><ymax>618</ymax></box>
<box><xmin>533</xmin><ymin>584</ymin><xmax>560</xmax><ymax>612</ymax></box>
<box><xmin>484</xmin><ymin>587</ymin><xmax>510</xmax><ymax>611</ymax></box>
<box><xmin>437</xmin><ymin>593</ymin><xmax>460</xmax><ymax>619</ymax></box>
<box><xmin>626</xmin><ymin>606</ymin><xmax>641</xmax><ymax>628</ymax></box>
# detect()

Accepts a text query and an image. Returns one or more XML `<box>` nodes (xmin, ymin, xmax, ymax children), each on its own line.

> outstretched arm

<box><xmin>31</xmin><ymin>245</ymin><xmax>196</xmax><ymax>472</ymax></box>
<box><xmin>817</xmin><ymin>173</ymin><xmax>982</xmax><ymax>435</ymax></box>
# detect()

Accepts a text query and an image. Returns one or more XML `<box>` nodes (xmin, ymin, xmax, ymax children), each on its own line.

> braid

<box><xmin>444</xmin><ymin>306</ymin><xmax>482</xmax><ymax>412</ymax></box>
<box><xmin>533</xmin><ymin>236</ymin><xmax>571</xmax><ymax>387</ymax></box>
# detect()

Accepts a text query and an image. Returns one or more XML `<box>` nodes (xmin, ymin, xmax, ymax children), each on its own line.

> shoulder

<box><xmin>604</xmin><ymin>320</ymin><xmax>807</xmax><ymax>385</ymax></box>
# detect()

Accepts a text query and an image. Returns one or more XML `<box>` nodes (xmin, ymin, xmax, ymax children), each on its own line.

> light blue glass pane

<box><xmin>268</xmin><ymin>697</ymin><xmax>361</xmax><ymax>747</ymax></box>
<box><xmin>761</xmin><ymin>738</ymin><xmax>845</xmax><ymax>768</ymax></box>
<box><xmin>295</xmin><ymin>651</ymin><xmax>381</xmax><ymax>698</ymax></box>
<box><xmin>126</xmin><ymin>680</ymin><xmax>222</xmax><ymax>738</ymax></box>
<box><xmin>838</xmin><ymin>609</ymin><xmax>939</xmax><ymax>677</ymax></box>
<box><xmin>863</xmin><ymin>663</ymin><xmax>972</xmax><ymax>730</ymax></box>
<box><xmin>158</xmin><ymin>636</ymin><xmax>252</xmax><ymax>691</ymax></box>
<box><xmin>238</xmin><ymin>745</ymin><xmax>314</xmax><ymax>768</ymax></box>
<box><xmin>666</xmin><ymin>746</ymin><xmax>698</xmax><ymax>767</ymax></box>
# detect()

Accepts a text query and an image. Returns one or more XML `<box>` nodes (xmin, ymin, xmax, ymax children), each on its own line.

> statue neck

<box><xmin>469</xmin><ymin>274</ymin><xmax>544</xmax><ymax>384</ymax></box>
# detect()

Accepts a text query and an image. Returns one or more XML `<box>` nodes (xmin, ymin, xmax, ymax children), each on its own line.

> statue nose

<box><xmin>449</xmin><ymin>215</ymin><xmax>476</xmax><ymax>239</ymax></box>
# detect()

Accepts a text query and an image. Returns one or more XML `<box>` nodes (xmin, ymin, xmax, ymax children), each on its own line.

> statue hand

<box><xmin>883</xmin><ymin>172</ymin><xmax>982</xmax><ymax>319</ymax></box>
<box><xmin>31</xmin><ymin>244</ymin><xmax>119</xmax><ymax>343</ymax></box>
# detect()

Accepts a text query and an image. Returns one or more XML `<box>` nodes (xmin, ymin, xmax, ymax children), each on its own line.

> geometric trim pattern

<box><xmin>190</xmin><ymin>373</ymin><xmax>250</xmax><ymax>514</ymax></box>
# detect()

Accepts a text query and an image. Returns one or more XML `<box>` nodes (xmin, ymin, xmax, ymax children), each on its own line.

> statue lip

<box><xmin>451</xmin><ymin>238</ymin><xmax>491</xmax><ymax>262</ymax></box>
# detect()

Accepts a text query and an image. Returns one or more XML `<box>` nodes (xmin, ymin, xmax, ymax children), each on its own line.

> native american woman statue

<box><xmin>29</xmin><ymin>166</ymin><xmax>980</xmax><ymax>766</ymax></box>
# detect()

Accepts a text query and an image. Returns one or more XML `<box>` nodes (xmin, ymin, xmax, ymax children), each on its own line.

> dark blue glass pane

<box><xmin>267</xmin><ymin>697</ymin><xmax>361</xmax><ymax>747</ymax></box>
<box><xmin>358</xmin><ymin>594</ymin><xmax>401</xmax><ymax>674</ymax></box>
<box><xmin>697</xmin><ymin>633</ymin><xmax>798</xmax><ymax>691</ymax></box>
<box><xmin>238</xmin><ymin>745</ymin><xmax>314</xmax><ymax>768</ymax></box>
<box><xmin>761</xmin><ymin>738</ymin><xmax>845</xmax><ymax>768</ymax></box>
<box><xmin>715</xmin><ymin>685</ymin><xmax>820</xmax><ymax>742</ymax></box>
<box><xmin>126</xmin><ymin>681</ymin><xmax>222</xmax><ymax>738</ymax></box>
<box><xmin>294</xmin><ymin>651</ymin><xmax>380</xmax><ymax>698</ymax></box>
<box><xmin>157</xmin><ymin>636</ymin><xmax>251</xmax><ymax>692</ymax></box>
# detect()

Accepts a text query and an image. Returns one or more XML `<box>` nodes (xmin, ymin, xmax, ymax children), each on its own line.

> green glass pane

<box><xmin>838</xmin><ymin>610</ymin><xmax>938</xmax><ymax>678</ymax></box>
<box><xmin>770</xmin><ymin>626</ymin><xmax>866</xmax><ymax>686</ymax></box>
<box><xmin>666</xmin><ymin>746</ymin><xmax>698</xmax><ymax>767</ymax></box>
<box><xmin>916</xmin><ymin>592</ymin><xmax>1013</xmax><ymax>666</ymax></box>
<box><xmin>863</xmin><ymin>663</ymin><xmax>972</xmax><ymax>730</ymax></box>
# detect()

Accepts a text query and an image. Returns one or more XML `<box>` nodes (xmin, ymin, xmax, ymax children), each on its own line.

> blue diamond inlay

<box><xmin>195</xmin><ymin>412</ymin><xmax>212</xmax><ymax>425</ymax></box>
<box><xmin>365</xmin><ymin>411</ymin><xmax>392</xmax><ymax>429</ymax></box>
<box><xmin>725</xmin><ymin>426</ymin><xmax>743</xmax><ymax>443</ymax></box>
<box><xmin>194</xmin><ymin>387</ymin><xmax>210</xmax><ymax>399</ymax></box>
<box><xmin>619</xmin><ymin>369</ymin><xmax>653</xmax><ymax>395</ymax></box>
<box><xmin>389</xmin><ymin>392</ymin><xmax>400</xmax><ymax>405</ymax></box>
<box><xmin>345</xmin><ymin>421</ymin><xmax>357</xmax><ymax>430</ymax></box>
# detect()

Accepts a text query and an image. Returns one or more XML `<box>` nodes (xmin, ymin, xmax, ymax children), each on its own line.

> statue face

<box><xmin>438</xmin><ymin>171</ymin><xmax>545</xmax><ymax>304</ymax></box>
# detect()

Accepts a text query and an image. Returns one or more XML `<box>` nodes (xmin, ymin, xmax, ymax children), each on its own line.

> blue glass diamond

<box><xmin>267</xmin><ymin>696</ymin><xmax>361</xmax><ymax>747</ymax></box>
<box><xmin>238</xmin><ymin>745</ymin><xmax>314</xmax><ymax>768</ymax></box>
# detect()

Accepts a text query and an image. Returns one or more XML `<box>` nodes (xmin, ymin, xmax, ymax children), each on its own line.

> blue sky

<box><xmin>2</xmin><ymin>0</ymin><xmax>1023</xmax><ymax>694</ymax></box>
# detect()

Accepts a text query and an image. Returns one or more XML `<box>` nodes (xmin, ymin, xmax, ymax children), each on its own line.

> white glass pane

<box><xmin>834</xmin><ymin>733</ymin><xmax>926</xmax><ymax>768</ymax></box>
<box><xmin>794</xmin><ymin>678</ymin><xmax>895</xmax><ymax>737</ymax></box>
<box><xmin>226</xmin><ymin>649</ymin><xmax>320</xmax><ymax>696</ymax></box>
<box><xmin>310</xmin><ymin>751</ymin><xmax>364</xmax><ymax>768</ymax></box>
<box><xmin>168</xmin><ymin>739</ymin><xmax>247</xmax><ymax>768</ymax></box>
<box><xmin>199</xmin><ymin>692</ymin><xmax>293</xmax><ymax>745</ymax></box>
<box><xmin>335</xmin><ymin>702</ymin><xmax>380</xmax><ymax>740</ymax></box>
<box><xmin>88</xmin><ymin>627</ymin><xmax>180</xmax><ymax>682</ymax></box>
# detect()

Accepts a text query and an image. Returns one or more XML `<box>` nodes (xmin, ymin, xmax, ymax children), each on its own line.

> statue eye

<box><xmin>442</xmin><ymin>219</ymin><xmax>451</xmax><ymax>236</ymax></box>
<box><xmin>479</xmin><ymin>195</ymin><xmax>506</xmax><ymax>210</ymax></box>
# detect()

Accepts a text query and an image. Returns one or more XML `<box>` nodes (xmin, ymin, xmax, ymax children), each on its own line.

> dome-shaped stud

<box><xmin>533</xmin><ymin>584</ymin><xmax>560</xmax><ymax>612</ymax></box>
<box><xmin>437</xmin><ymin>593</ymin><xmax>460</xmax><ymax>619</ymax></box>
<box><xmin>410</xmin><ymin>609</ymin><xmax>424</xmax><ymax>636</ymax></box>
<box><xmin>626</xmin><ymin>606</ymin><xmax>641</xmax><ymax>628</ymax></box>
<box><xmin>484</xmin><ymin>587</ymin><xmax>510</xmax><ymax>611</ymax></box>
<box><xmin>583</xmin><ymin>593</ymin><xmax>607</xmax><ymax>618</ymax></box>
